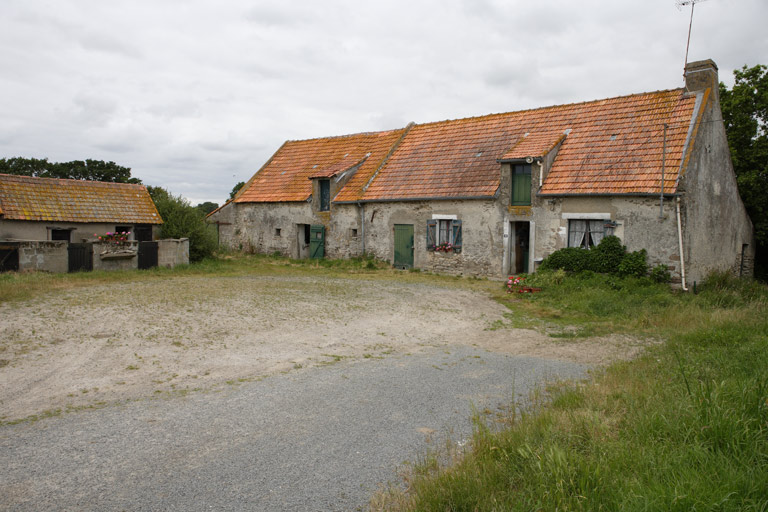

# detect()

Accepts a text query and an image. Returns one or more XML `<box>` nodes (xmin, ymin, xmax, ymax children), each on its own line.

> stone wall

<box><xmin>92</xmin><ymin>242</ymin><xmax>138</xmax><ymax>271</ymax></box>
<box><xmin>157</xmin><ymin>239</ymin><xmax>189</xmax><ymax>268</ymax></box>
<box><xmin>17</xmin><ymin>241</ymin><xmax>68</xmax><ymax>273</ymax></box>
<box><xmin>677</xmin><ymin>88</ymin><xmax>755</xmax><ymax>283</ymax></box>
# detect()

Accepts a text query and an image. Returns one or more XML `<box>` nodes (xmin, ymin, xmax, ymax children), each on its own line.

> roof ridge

<box><xmin>410</xmin><ymin>88</ymin><xmax>686</xmax><ymax>128</ymax></box>
<box><xmin>0</xmin><ymin>173</ymin><xmax>146</xmax><ymax>189</ymax></box>
<box><xmin>284</xmin><ymin>127</ymin><xmax>408</xmax><ymax>144</ymax></box>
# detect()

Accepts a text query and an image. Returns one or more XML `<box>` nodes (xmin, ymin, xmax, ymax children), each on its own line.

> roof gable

<box><xmin>0</xmin><ymin>174</ymin><xmax>162</xmax><ymax>224</ymax></box>
<box><xmin>235</xmin><ymin>129</ymin><xmax>408</xmax><ymax>203</ymax></box>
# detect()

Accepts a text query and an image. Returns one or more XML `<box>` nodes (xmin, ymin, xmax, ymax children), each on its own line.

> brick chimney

<box><xmin>684</xmin><ymin>59</ymin><xmax>719</xmax><ymax>94</ymax></box>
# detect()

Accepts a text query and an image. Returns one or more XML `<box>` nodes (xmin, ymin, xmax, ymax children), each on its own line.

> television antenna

<box><xmin>677</xmin><ymin>0</ymin><xmax>710</xmax><ymax>73</ymax></box>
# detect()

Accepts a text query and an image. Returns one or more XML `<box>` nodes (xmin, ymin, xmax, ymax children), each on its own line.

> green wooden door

<box><xmin>393</xmin><ymin>224</ymin><xmax>414</xmax><ymax>269</ymax></box>
<box><xmin>310</xmin><ymin>224</ymin><xmax>325</xmax><ymax>259</ymax></box>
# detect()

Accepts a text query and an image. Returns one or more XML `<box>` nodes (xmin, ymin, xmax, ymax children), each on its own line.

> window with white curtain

<box><xmin>568</xmin><ymin>219</ymin><xmax>606</xmax><ymax>249</ymax></box>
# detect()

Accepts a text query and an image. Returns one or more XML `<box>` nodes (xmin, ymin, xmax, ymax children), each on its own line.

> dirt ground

<box><xmin>0</xmin><ymin>275</ymin><xmax>649</xmax><ymax>423</ymax></box>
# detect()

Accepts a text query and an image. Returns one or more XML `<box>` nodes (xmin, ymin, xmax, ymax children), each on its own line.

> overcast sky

<box><xmin>2</xmin><ymin>0</ymin><xmax>766</xmax><ymax>205</ymax></box>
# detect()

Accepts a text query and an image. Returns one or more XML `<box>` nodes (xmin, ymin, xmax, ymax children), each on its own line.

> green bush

<box><xmin>650</xmin><ymin>264</ymin><xmax>672</xmax><ymax>283</ymax></box>
<box><xmin>591</xmin><ymin>236</ymin><xmax>625</xmax><ymax>273</ymax></box>
<box><xmin>538</xmin><ymin>247</ymin><xmax>593</xmax><ymax>272</ymax></box>
<box><xmin>618</xmin><ymin>249</ymin><xmax>648</xmax><ymax>277</ymax></box>
<box><xmin>540</xmin><ymin>237</ymin><xmax>652</xmax><ymax>279</ymax></box>
<box><xmin>148</xmin><ymin>186</ymin><xmax>218</xmax><ymax>262</ymax></box>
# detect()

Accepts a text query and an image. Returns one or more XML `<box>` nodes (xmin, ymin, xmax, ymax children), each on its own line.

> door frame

<box><xmin>393</xmin><ymin>224</ymin><xmax>414</xmax><ymax>269</ymax></box>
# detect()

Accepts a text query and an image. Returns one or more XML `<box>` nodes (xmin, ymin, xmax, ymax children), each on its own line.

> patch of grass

<box><xmin>373</xmin><ymin>272</ymin><xmax>768</xmax><ymax>511</ymax></box>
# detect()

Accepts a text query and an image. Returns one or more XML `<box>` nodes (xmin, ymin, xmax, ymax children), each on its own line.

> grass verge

<box><xmin>373</xmin><ymin>272</ymin><xmax>768</xmax><ymax>511</ymax></box>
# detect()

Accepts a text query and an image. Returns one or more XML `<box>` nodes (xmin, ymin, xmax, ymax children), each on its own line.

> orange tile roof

<box><xmin>235</xmin><ymin>129</ymin><xmax>408</xmax><ymax>203</ymax></box>
<box><xmin>0</xmin><ymin>174</ymin><xmax>162</xmax><ymax>224</ymax></box>
<box><xmin>308</xmin><ymin>153</ymin><xmax>369</xmax><ymax>179</ymax></box>
<box><xmin>361</xmin><ymin>89</ymin><xmax>697</xmax><ymax>200</ymax></box>
<box><xmin>538</xmin><ymin>90</ymin><xmax>697</xmax><ymax>195</ymax></box>
<box><xmin>501</xmin><ymin>132</ymin><xmax>567</xmax><ymax>161</ymax></box>
<box><xmin>236</xmin><ymin>88</ymin><xmax>700</xmax><ymax>203</ymax></box>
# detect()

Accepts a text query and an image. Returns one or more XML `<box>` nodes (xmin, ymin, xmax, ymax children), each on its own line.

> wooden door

<box><xmin>310</xmin><ymin>225</ymin><xmax>325</xmax><ymax>259</ymax></box>
<box><xmin>393</xmin><ymin>224</ymin><xmax>414</xmax><ymax>269</ymax></box>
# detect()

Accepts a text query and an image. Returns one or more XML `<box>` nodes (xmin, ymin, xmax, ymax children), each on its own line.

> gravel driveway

<box><xmin>0</xmin><ymin>274</ymin><xmax>639</xmax><ymax>510</ymax></box>
<box><xmin>1</xmin><ymin>345</ymin><xmax>585</xmax><ymax>511</ymax></box>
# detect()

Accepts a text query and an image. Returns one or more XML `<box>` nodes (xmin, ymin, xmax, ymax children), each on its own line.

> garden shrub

<box><xmin>591</xmin><ymin>236</ymin><xmax>625</xmax><ymax>273</ymax></box>
<box><xmin>539</xmin><ymin>236</ymin><xmax>650</xmax><ymax>278</ymax></box>
<box><xmin>650</xmin><ymin>264</ymin><xmax>671</xmax><ymax>283</ymax></box>
<box><xmin>538</xmin><ymin>247</ymin><xmax>592</xmax><ymax>272</ymax></box>
<box><xmin>618</xmin><ymin>249</ymin><xmax>648</xmax><ymax>277</ymax></box>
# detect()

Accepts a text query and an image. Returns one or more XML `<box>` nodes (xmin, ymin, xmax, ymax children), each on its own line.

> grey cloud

<box><xmin>243</xmin><ymin>5</ymin><xmax>310</xmax><ymax>26</ymax></box>
<box><xmin>145</xmin><ymin>102</ymin><xmax>202</xmax><ymax>121</ymax></box>
<box><xmin>72</xmin><ymin>92</ymin><xmax>118</xmax><ymax>126</ymax></box>
<box><xmin>79</xmin><ymin>32</ymin><xmax>143</xmax><ymax>58</ymax></box>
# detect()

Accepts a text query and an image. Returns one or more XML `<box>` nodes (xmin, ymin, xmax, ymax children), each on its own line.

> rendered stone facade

<box><xmin>210</xmin><ymin>59</ymin><xmax>754</xmax><ymax>284</ymax></box>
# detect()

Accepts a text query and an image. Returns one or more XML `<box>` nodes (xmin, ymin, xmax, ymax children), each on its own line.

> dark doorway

<box><xmin>297</xmin><ymin>224</ymin><xmax>310</xmax><ymax>258</ymax></box>
<box><xmin>68</xmin><ymin>243</ymin><xmax>93</xmax><ymax>273</ymax></box>
<box><xmin>0</xmin><ymin>244</ymin><xmax>19</xmax><ymax>272</ymax></box>
<box><xmin>511</xmin><ymin>221</ymin><xmax>530</xmax><ymax>274</ymax></box>
<box><xmin>138</xmin><ymin>241</ymin><xmax>158</xmax><ymax>269</ymax></box>
<box><xmin>133</xmin><ymin>225</ymin><xmax>153</xmax><ymax>242</ymax></box>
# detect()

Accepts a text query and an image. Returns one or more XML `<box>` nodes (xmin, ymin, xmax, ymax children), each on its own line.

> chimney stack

<box><xmin>684</xmin><ymin>59</ymin><xmax>719</xmax><ymax>94</ymax></box>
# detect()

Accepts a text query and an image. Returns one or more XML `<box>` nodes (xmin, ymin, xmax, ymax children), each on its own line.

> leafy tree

<box><xmin>195</xmin><ymin>201</ymin><xmax>219</xmax><ymax>215</ymax></box>
<box><xmin>719</xmin><ymin>64</ymin><xmax>768</xmax><ymax>279</ymax></box>
<box><xmin>148</xmin><ymin>186</ymin><xmax>218</xmax><ymax>262</ymax></box>
<box><xmin>0</xmin><ymin>157</ymin><xmax>140</xmax><ymax>183</ymax></box>
<box><xmin>229</xmin><ymin>181</ymin><xmax>246</xmax><ymax>199</ymax></box>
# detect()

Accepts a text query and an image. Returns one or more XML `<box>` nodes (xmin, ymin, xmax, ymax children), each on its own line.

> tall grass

<box><xmin>375</xmin><ymin>272</ymin><xmax>768</xmax><ymax>511</ymax></box>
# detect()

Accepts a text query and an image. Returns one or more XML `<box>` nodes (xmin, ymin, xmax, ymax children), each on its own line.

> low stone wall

<box><xmin>17</xmin><ymin>241</ymin><xmax>68</xmax><ymax>273</ymax></box>
<box><xmin>92</xmin><ymin>242</ymin><xmax>139</xmax><ymax>272</ymax></box>
<box><xmin>157</xmin><ymin>238</ymin><xmax>189</xmax><ymax>268</ymax></box>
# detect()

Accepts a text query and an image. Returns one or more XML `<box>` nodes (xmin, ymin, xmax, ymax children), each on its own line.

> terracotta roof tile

<box><xmin>236</xmin><ymin>129</ymin><xmax>408</xmax><ymax>203</ymax></box>
<box><xmin>308</xmin><ymin>153</ymin><xmax>369</xmax><ymax>179</ymax></box>
<box><xmin>501</xmin><ymin>132</ymin><xmax>567</xmax><ymax>160</ymax></box>
<box><xmin>361</xmin><ymin>89</ymin><xmax>697</xmax><ymax>200</ymax></box>
<box><xmin>237</xmin><ymin>88</ymin><xmax>700</xmax><ymax>203</ymax></box>
<box><xmin>0</xmin><ymin>174</ymin><xmax>162</xmax><ymax>224</ymax></box>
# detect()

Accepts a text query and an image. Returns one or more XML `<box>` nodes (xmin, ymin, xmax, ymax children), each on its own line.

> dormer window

<box><xmin>319</xmin><ymin>179</ymin><xmax>330</xmax><ymax>211</ymax></box>
<box><xmin>511</xmin><ymin>164</ymin><xmax>532</xmax><ymax>206</ymax></box>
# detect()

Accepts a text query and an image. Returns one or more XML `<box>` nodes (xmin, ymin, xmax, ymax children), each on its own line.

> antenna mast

<box><xmin>677</xmin><ymin>0</ymin><xmax>709</xmax><ymax>77</ymax></box>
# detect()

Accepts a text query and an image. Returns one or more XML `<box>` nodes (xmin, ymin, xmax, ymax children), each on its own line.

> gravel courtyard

<box><xmin>0</xmin><ymin>274</ymin><xmax>646</xmax><ymax>510</ymax></box>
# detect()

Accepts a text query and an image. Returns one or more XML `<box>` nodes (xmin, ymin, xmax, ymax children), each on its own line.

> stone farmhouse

<box><xmin>0</xmin><ymin>174</ymin><xmax>186</xmax><ymax>272</ymax></box>
<box><xmin>209</xmin><ymin>60</ymin><xmax>754</xmax><ymax>286</ymax></box>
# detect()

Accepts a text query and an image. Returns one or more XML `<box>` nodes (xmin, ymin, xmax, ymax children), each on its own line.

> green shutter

<box><xmin>452</xmin><ymin>220</ymin><xmax>462</xmax><ymax>253</ymax></box>
<box><xmin>511</xmin><ymin>165</ymin><xmax>532</xmax><ymax>206</ymax></box>
<box><xmin>426</xmin><ymin>220</ymin><xmax>437</xmax><ymax>250</ymax></box>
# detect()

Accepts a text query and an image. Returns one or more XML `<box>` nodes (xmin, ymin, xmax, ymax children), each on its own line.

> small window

<box><xmin>51</xmin><ymin>229</ymin><xmax>71</xmax><ymax>242</ymax></box>
<box><xmin>319</xmin><ymin>180</ymin><xmax>330</xmax><ymax>211</ymax></box>
<box><xmin>568</xmin><ymin>220</ymin><xmax>606</xmax><ymax>249</ymax></box>
<box><xmin>349</xmin><ymin>228</ymin><xmax>358</xmax><ymax>238</ymax></box>
<box><xmin>511</xmin><ymin>164</ymin><xmax>532</xmax><ymax>206</ymax></box>
<box><xmin>275</xmin><ymin>228</ymin><xmax>281</xmax><ymax>236</ymax></box>
<box><xmin>427</xmin><ymin>219</ymin><xmax>462</xmax><ymax>252</ymax></box>
<box><xmin>115</xmin><ymin>225</ymin><xmax>132</xmax><ymax>237</ymax></box>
